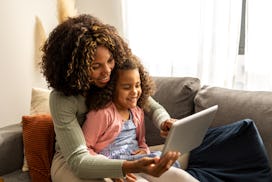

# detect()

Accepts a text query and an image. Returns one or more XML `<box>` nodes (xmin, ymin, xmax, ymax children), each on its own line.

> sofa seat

<box><xmin>2</xmin><ymin>170</ymin><xmax>30</xmax><ymax>182</ymax></box>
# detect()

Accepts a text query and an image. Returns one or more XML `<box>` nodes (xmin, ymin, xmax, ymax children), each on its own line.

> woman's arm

<box><xmin>145</xmin><ymin>97</ymin><xmax>171</xmax><ymax>129</ymax></box>
<box><xmin>50</xmin><ymin>91</ymin><xmax>124</xmax><ymax>179</ymax></box>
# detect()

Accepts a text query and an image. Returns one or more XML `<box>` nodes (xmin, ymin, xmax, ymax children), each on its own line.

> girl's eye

<box><xmin>135</xmin><ymin>83</ymin><xmax>141</xmax><ymax>88</ymax></box>
<box><xmin>123</xmin><ymin>85</ymin><xmax>130</xmax><ymax>89</ymax></box>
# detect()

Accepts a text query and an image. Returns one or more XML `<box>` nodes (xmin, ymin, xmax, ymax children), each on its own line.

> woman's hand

<box><xmin>160</xmin><ymin>118</ymin><xmax>176</xmax><ymax>138</ymax></box>
<box><xmin>143</xmin><ymin>151</ymin><xmax>180</xmax><ymax>177</ymax></box>
<box><xmin>122</xmin><ymin>151</ymin><xmax>180</xmax><ymax>178</ymax></box>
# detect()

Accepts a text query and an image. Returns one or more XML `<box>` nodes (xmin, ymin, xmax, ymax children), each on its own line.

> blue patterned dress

<box><xmin>99</xmin><ymin>111</ymin><xmax>180</xmax><ymax>168</ymax></box>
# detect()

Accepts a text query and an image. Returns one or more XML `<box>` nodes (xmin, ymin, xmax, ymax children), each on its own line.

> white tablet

<box><xmin>161</xmin><ymin>105</ymin><xmax>218</xmax><ymax>156</ymax></box>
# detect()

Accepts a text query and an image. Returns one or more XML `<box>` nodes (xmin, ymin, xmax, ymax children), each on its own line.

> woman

<box><xmin>41</xmin><ymin>14</ymin><xmax>183</xmax><ymax>182</ymax></box>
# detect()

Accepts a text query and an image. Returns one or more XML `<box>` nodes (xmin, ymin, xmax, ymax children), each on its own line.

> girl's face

<box><xmin>114</xmin><ymin>69</ymin><xmax>142</xmax><ymax>111</ymax></box>
<box><xmin>89</xmin><ymin>46</ymin><xmax>115</xmax><ymax>87</ymax></box>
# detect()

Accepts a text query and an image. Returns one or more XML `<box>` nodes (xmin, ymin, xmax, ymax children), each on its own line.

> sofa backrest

<box><xmin>194</xmin><ymin>85</ymin><xmax>272</xmax><ymax>165</ymax></box>
<box><xmin>0</xmin><ymin>124</ymin><xmax>24</xmax><ymax>175</ymax></box>
<box><xmin>144</xmin><ymin>77</ymin><xmax>201</xmax><ymax>146</ymax></box>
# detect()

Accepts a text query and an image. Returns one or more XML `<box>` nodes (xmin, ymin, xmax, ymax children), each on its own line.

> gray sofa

<box><xmin>1</xmin><ymin>76</ymin><xmax>272</xmax><ymax>182</ymax></box>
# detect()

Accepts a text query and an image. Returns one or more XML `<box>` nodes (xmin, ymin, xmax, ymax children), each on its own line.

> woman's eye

<box><xmin>108</xmin><ymin>58</ymin><xmax>114</xmax><ymax>64</ymax></box>
<box><xmin>91</xmin><ymin>64</ymin><xmax>100</xmax><ymax>70</ymax></box>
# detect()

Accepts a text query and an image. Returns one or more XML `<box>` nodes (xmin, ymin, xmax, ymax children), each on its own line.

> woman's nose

<box><xmin>103</xmin><ymin>64</ymin><xmax>111</xmax><ymax>74</ymax></box>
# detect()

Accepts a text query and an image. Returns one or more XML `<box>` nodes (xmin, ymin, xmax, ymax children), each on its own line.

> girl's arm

<box><xmin>82</xmin><ymin>110</ymin><xmax>108</xmax><ymax>156</ymax></box>
<box><xmin>134</xmin><ymin>107</ymin><xmax>150</xmax><ymax>154</ymax></box>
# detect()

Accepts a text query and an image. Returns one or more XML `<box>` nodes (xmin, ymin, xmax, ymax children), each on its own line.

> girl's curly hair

<box><xmin>86</xmin><ymin>56</ymin><xmax>155</xmax><ymax>111</ymax></box>
<box><xmin>40</xmin><ymin>14</ymin><xmax>132</xmax><ymax>96</ymax></box>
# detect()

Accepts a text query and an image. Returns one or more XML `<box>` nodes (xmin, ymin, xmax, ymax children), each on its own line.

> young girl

<box><xmin>82</xmin><ymin>57</ymin><xmax>198</xmax><ymax>182</ymax></box>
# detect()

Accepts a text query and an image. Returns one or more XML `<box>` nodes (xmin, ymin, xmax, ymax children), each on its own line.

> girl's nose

<box><xmin>131</xmin><ymin>87</ymin><xmax>138</xmax><ymax>94</ymax></box>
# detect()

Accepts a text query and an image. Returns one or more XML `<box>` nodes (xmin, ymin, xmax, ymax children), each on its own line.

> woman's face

<box><xmin>89</xmin><ymin>46</ymin><xmax>115</xmax><ymax>87</ymax></box>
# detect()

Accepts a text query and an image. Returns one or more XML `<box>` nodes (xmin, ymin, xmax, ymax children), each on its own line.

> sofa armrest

<box><xmin>0</xmin><ymin>123</ymin><xmax>24</xmax><ymax>175</ymax></box>
<box><xmin>194</xmin><ymin>86</ymin><xmax>272</xmax><ymax>164</ymax></box>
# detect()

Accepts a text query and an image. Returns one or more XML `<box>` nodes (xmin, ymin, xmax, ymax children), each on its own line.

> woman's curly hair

<box><xmin>40</xmin><ymin>14</ymin><xmax>132</xmax><ymax>96</ymax></box>
<box><xmin>86</xmin><ymin>56</ymin><xmax>155</xmax><ymax>111</ymax></box>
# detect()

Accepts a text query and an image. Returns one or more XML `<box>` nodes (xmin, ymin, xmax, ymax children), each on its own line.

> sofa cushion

<box><xmin>145</xmin><ymin>77</ymin><xmax>200</xmax><ymax>146</ymax></box>
<box><xmin>22</xmin><ymin>114</ymin><xmax>55</xmax><ymax>182</ymax></box>
<box><xmin>194</xmin><ymin>86</ymin><xmax>272</xmax><ymax>164</ymax></box>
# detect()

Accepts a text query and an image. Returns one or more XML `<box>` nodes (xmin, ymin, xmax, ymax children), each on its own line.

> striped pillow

<box><xmin>22</xmin><ymin>87</ymin><xmax>51</xmax><ymax>172</ymax></box>
<box><xmin>22</xmin><ymin>114</ymin><xmax>55</xmax><ymax>182</ymax></box>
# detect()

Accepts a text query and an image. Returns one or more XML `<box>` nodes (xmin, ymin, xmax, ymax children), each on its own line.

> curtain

<box><xmin>245</xmin><ymin>0</ymin><xmax>272</xmax><ymax>91</ymax></box>
<box><xmin>123</xmin><ymin>0</ymin><xmax>242</xmax><ymax>88</ymax></box>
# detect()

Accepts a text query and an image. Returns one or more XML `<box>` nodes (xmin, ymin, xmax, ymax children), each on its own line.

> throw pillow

<box><xmin>22</xmin><ymin>87</ymin><xmax>51</xmax><ymax>172</ymax></box>
<box><xmin>30</xmin><ymin>87</ymin><xmax>51</xmax><ymax>115</ymax></box>
<box><xmin>22</xmin><ymin>114</ymin><xmax>55</xmax><ymax>182</ymax></box>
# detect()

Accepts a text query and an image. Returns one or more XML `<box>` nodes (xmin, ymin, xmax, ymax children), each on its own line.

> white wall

<box><xmin>0</xmin><ymin>0</ymin><xmax>124</xmax><ymax>127</ymax></box>
<box><xmin>76</xmin><ymin>0</ymin><xmax>124</xmax><ymax>36</ymax></box>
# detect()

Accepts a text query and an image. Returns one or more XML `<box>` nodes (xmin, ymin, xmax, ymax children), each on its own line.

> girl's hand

<box><xmin>112</xmin><ymin>173</ymin><xmax>137</xmax><ymax>182</ymax></box>
<box><xmin>112</xmin><ymin>178</ymin><xmax>124</xmax><ymax>182</ymax></box>
<box><xmin>160</xmin><ymin>118</ymin><xmax>176</xmax><ymax>138</ymax></box>
<box><xmin>125</xmin><ymin>173</ymin><xmax>137</xmax><ymax>182</ymax></box>
<box><xmin>131</xmin><ymin>149</ymin><xmax>147</xmax><ymax>155</ymax></box>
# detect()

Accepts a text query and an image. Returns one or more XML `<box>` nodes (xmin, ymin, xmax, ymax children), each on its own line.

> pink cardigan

<box><xmin>82</xmin><ymin>102</ymin><xmax>150</xmax><ymax>155</ymax></box>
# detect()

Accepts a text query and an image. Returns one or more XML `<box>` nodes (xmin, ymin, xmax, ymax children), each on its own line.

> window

<box><xmin>123</xmin><ymin>0</ymin><xmax>272</xmax><ymax>91</ymax></box>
